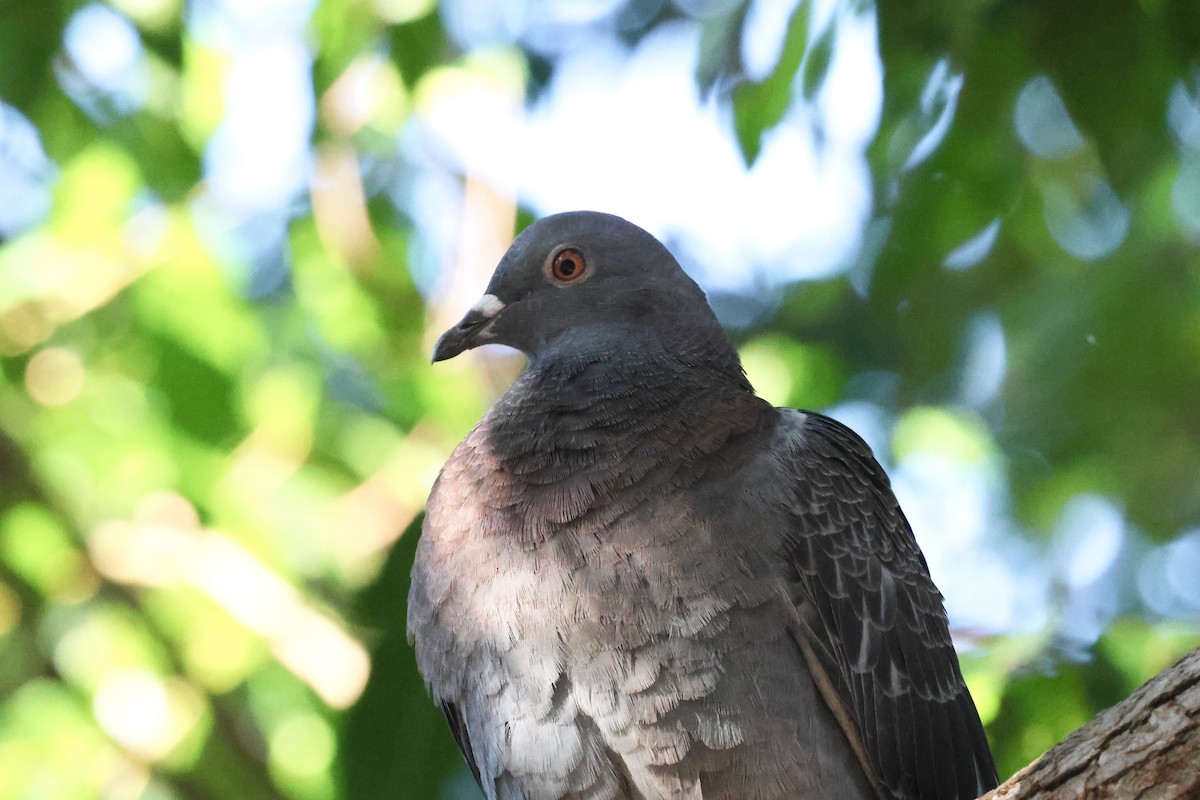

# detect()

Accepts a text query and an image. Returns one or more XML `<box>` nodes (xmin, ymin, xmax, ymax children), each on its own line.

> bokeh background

<box><xmin>1</xmin><ymin>0</ymin><xmax>1199</xmax><ymax>798</ymax></box>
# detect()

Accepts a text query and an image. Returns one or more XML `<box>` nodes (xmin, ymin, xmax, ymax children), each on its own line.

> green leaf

<box><xmin>800</xmin><ymin>21</ymin><xmax>835</xmax><ymax>100</ymax></box>
<box><xmin>732</xmin><ymin>0</ymin><xmax>810</xmax><ymax>166</ymax></box>
<box><xmin>695</xmin><ymin>2</ymin><xmax>749</xmax><ymax>96</ymax></box>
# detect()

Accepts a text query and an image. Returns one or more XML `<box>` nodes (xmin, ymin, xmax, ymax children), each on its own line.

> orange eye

<box><xmin>551</xmin><ymin>248</ymin><xmax>586</xmax><ymax>282</ymax></box>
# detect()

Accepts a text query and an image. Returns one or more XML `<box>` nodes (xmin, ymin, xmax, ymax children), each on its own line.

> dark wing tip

<box><xmin>441</xmin><ymin>700</ymin><xmax>484</xmax><ymax>788</ymax></box>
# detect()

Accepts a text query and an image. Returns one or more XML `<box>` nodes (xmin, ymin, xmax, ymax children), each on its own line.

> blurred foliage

<box><xmin>0</xmin><ymin>1</ymin><xmax>1197</xmax><ymax>800</ymax></box>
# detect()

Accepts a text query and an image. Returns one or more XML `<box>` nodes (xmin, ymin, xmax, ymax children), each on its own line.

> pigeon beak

<box><xmin>432</xmin><ymin>294</ymin><xmax>506</xmax><ymax>363</ymax></box>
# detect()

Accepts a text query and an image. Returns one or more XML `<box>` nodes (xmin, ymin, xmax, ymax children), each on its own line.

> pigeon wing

<box><xmin>774</xmin><ymin>410</ymin><xmax>998</xmax><ymax>800</ymax></box>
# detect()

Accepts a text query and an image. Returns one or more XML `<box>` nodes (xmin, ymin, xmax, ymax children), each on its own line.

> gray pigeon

<box><xmin>408</xmin><ymin>211</ymin><xmax>998</xmax><ymax>800</ymax></box>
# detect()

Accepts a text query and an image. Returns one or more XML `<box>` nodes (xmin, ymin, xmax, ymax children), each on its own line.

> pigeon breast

<box><xmin>409</xmin><ymin>339</ymin><xmax>876</xmax><ymax>800</ymax></box>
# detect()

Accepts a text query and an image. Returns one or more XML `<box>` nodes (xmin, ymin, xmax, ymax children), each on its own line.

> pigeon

<box><xmin>408</xmin><ymin>211</ymin><xmax>998</xmax><ymax>800</ymax></box>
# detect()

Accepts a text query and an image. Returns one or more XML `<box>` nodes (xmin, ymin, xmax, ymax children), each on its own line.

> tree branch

<box><xmin>981</xmin><ymin>646</ymin><xmax>1200</xmax><ymax>799</ymax></box>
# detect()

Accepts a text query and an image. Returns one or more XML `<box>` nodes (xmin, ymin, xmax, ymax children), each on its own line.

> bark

<box><xmin>981</xmin><ymin>646</ymin><xmax>1200</xmax><ymax>800</ymax></box>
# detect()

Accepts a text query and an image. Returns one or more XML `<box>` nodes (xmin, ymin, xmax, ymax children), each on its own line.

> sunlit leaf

<box><xmin>732</xmin><ymin>0</ymin><xmax>810</xmax><ymax>165</ymax></box>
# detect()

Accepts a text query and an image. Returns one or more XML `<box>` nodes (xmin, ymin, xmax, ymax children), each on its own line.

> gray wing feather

<box><xmin>779</xmin><ymin>410</ymin><xmax>998</xmax><ymax>800</ymax></box>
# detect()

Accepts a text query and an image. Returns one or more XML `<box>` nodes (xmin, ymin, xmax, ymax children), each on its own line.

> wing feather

<box><xmin>777</xmin><ymin>411</ymin><xmax>998</xmax><ymax>800</ymax></box>
<box><xmin>440</xmin><ymin>700</ymin><xmax>484</xmax><ymax>788</ymax></box>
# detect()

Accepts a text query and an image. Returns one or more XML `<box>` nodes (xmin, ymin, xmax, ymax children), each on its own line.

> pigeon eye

<box><xmin>551</xmin><ymin>249</ymin><xmax>587</xmax><ymax>282</ymax></box>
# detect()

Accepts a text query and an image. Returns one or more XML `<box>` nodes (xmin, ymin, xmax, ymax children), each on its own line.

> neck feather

<box><xmin>482</xmin><ymin>341</ymin><xmax>769</xmax><ymax>501</ymax></box>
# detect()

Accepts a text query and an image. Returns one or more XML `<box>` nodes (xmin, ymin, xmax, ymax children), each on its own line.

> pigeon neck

<box><xmin>469</xmin><ymin>335</ymin><xmax>774</xmax><ymax>544</ymax></box>
<box><xmin>533</xmin><ymin>319</ymin><xmax>751</xmax><ymax>391</ymax></box>
<box><xmin>520</xmin><ymin>331</ymin><xmax>753</xmax><ymax>416</ymax></box>
<box><xmin>483</xmin><ymin>338</ymin><xmax>769</xmax><ymax>496</ymax></box>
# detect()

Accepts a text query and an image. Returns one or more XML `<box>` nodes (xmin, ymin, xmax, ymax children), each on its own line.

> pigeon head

<box><xmin>433</xmin><ymin>211</ymin><xmax>733</xmax><ymax>369</ymax></box>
